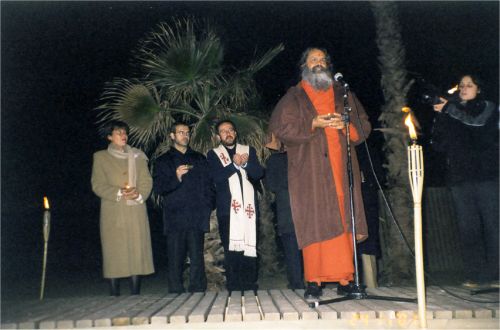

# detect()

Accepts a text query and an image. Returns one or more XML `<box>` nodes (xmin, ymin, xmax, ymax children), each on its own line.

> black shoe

<box><xmin>130</xmin><ymin>275</ymin><xmax>141</xmax><ymax>295</ymax></box>
<box><xmin>304</xmin><ymin>282</ymin><xmax>322</xmax><ymax>299</ymax></box>
<box><xmin>337</xmin><ymin>282</ymin><xmax>356</xmax><ymax>296</ymax></box>
<box><xmin>110</xmin><ymin>278</ymin><xmax>120</xmax><ymax>297</ymax></box>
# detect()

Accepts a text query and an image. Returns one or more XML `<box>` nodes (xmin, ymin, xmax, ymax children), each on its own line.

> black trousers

<box><xmin>280</xmin><ymin>232</ymin><xmax>304</xmax><ymax>289</ymax></box>
<box><xmin>451</xmin><ymin>180</ymin><xmax>499</xmax><ymax>282</ymax></box>
<box><xmin>166</xmin><ymin>230</ymin><xmax>207</xmax><ymax>293</ymax></box>
<box><xmin>218</xmin><ymin>215</ymin><xmax>258</xmax><ymax>291</ymax></box>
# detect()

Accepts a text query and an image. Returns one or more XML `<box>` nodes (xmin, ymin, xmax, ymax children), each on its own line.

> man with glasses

<box><xmin>153</xmin><ymin>122</ymin><xmax>214</xmax><ymax>293</ymax></box>
<box><xmin>207</xmin><ymin>120</ymin><xmax>264</xmax><ymax>292</ymax></box>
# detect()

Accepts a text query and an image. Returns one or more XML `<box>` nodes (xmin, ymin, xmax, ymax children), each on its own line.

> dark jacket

<box><xmin>207</xmin><ymin>145</ymin><xmax>264</xmax><ymax>218</ymax></box>
<box><xmin>431</xmin><ymin>95</ymin><xmax>498</xmax><ymax>185</ymax></box>
<box><xmin>263</xmin><ymin>152</ymin><xmax>295</xmax><ymax>235</ymax></box>
<box><xmin>268</xmin><ymin>81</ymin><xmax>371</xmax><ymax>249</ymax></box>
<box><xmin>153</xmin><ymin>147</ymin><xmax>214</xmax><ymax>233</ymax></box>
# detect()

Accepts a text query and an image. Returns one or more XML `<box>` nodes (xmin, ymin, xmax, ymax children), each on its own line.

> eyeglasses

<box><xmin>112</xmin><ymin>129</ymin><xmax>128</xmax><ymax>136</ymax></box>
<box><xmin>175</xmin><ymin>131</ymin><xmax>190</xmax><ymax>136</ymax></box>
<box><xmin>218</xmin><ymin>128</ymin><xmax>235</xmax><ymax>135</ymax></box>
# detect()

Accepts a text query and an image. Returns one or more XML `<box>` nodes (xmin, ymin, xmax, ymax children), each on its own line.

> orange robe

<box><xmin>301</xmin><ymin>80</ymin><xmax>359</xmax><ymax>285</ymax></box>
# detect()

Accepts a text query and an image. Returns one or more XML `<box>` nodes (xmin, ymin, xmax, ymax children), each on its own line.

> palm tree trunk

<box><xmin>371</xmin><ymin>1</ymin><xmax>415</xmax><ymax>285</ymax></box>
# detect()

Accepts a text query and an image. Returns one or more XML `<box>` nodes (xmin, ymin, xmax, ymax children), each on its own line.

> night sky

<box><xmin>1</xmin><ymin>1</ymin><xmax>498</xmax><ymax>292</ymax></box>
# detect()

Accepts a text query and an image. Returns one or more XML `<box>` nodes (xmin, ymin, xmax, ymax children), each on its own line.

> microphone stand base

<box><xmin>309</xmin><ymin>286</ymin><xmax>417</xmax><ymax>308</ymax></box>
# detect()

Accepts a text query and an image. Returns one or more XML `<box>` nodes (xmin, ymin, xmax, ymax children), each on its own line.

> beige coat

<box><xmin>91</xmin><ymin>150</ymin><xmax>155</xmax><ymax>278</ymax></box>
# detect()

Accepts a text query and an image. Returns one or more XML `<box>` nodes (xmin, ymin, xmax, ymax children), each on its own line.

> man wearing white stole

<box><xmin>207</xmin><ymin>120</ymin><xmax>264</xmax><ymax>292</ymax></box>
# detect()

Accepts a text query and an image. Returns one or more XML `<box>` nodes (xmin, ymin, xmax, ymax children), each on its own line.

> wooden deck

<box><xmin>1</xmin><ymin>286</ymin><xmax>498</xmax><ymax>329</ymax></box>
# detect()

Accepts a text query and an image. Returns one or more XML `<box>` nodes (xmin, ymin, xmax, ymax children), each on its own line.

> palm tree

<box><xmin>95</xmin><ymin>18</ymin><xmax>284</xmax><ymax>289</ymax></box>
<box><xmin>97</xmin><ymin>18</ymin><xmax>282</xmax><ymax>158</ymax></box>
<box><xmin>371</xmin><ymin>2</ymin><xmax>415</xmax><ymax>285</ymax></box>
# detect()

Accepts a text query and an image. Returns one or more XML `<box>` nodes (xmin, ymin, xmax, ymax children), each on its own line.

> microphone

<box><xmin>334</xmin><ymin>72</ymin><xmax>348</xmax><ymax>86</ymax></box>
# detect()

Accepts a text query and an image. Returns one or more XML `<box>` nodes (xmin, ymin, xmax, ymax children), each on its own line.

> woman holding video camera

<box><xmin>431</xmin><ymin>74</ymin><xmax>498</xmax><ymax>287</ymax></box>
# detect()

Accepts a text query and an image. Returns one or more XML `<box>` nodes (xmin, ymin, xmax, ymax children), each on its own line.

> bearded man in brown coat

<box><xmin>268</xmin><ymin>47</ymin><xmax>371</xmax><ymax>299</ymax></box>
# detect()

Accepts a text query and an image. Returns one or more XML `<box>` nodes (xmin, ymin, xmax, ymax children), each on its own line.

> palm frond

<box><xmin>135</xmin><ymin>18</ymin><xmax>223</xmax><ymax>103</ymax></box>
<box><xmin>129</xmin><ymin>111</ymin><xmax>175</xmax><ymax>153</ymax></box>
<box><xmin>220</xmin><ymin>74</ymin><xmax>257</xmax><ymax>110</ymax></box>
<box><xmin>189</xmin><ymin>116</ymin><xmax>219</xmax><ymax>154</ymax></box>
<box><xmin>226</xmin><ymin>44</ymin><xmax>284</xmax><ymax>106</ymax></box>
<box><xmin>218</xmin><ymin>44</ymin><xmax>284</xmax><ymax>111</ymax></box>
<box><xmin>116</xmin><ymin>83</ymin><xmax>161</xmax><ymax>128</ymax></box>
<box><xmin>95</xmin><ymin>78</ymin><xmax>174</xmax><ymax>153</ymax></box>
<box><xmin>244</xmin><ymin>43</ymin><xmax>285</xmax><ymax>75</ymax></box>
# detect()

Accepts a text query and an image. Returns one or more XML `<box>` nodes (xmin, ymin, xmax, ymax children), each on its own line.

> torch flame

<box><xmin>448</xmin><ymin>84</ymin><xmax>458</xmax><ymax>94</ymax></box>
<box><xmin>405</xmin><ymin>114</ymin><xmax>418</xmax><ymax>140</ymax></box>
<box><xmin>43</xmin><ymin>196</ymin><xmax>50</xmax><ymax>210</ymax></box>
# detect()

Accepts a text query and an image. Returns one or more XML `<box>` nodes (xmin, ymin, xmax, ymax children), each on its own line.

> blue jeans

<box><xmin>450</xmin><ymin>180</ymin><xmax>499</xmax><ymax>282</ymax></box>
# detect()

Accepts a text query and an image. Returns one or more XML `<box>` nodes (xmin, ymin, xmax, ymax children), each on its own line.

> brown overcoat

<box><xmin>91</xmin><ymin>150</ymin><xmax>155</xmax><ymax>278</ymax></box>
<box><xmin>268</xmin><ymin>82</ymin><xmax>371</xmax><ymax>249</ymax></box>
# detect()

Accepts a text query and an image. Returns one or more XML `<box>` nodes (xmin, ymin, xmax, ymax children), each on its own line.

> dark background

<box><xmin>1</xmin><ymin>1</ymin><xmax>498</xmax><ymax>298</ymax></box>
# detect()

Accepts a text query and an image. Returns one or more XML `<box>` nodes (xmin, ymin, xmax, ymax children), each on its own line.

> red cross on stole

<box><xmin>231</xmin><ymin>199</ymin><xmax>241</xmax><ymax>213</ymax></box>
<box><xmin>219</xmin><ymin>152</ymin><xmax>230</xmax><ymax>165</ymax></box>
<box><xmin>245</xmin><ymin>204</ymin><xmax>255</xmax><ymax>219</ymax></box>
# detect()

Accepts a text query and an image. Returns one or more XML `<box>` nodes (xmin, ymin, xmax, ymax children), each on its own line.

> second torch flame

<box><xmin>43</xmin><ymin>196</ymin><xmax>50</xmax><ymax>210</ymax></box>
<box><xmin>448</xmin><ymin>84</ymin><xmax>458</xmax><ymax>94</ymax></box>
<box><xmin>404</xmin><ymin>113</ymin><xmax>417</xmax><ymax>141</ymax></box>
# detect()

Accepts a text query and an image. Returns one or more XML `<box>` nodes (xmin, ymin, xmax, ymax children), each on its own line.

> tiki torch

<box><xmin>40</xmin><ymin>196</ymin><xmax>51</xmax><ymax>300</ymax></box>
<box><xmin>404</xmin><ymin>112</ymin><xmax>426</xmax><ymax>328</ymax></box>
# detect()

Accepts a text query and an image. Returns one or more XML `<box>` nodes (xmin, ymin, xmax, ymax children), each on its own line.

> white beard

<box><xmin>302</xmin><ymin>66</ymin><xmax>333</xmax><ymax>91</ymax></box>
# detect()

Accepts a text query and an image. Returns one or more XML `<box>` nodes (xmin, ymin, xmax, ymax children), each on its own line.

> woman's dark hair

<box><xmin>460</xmin><ymin>74</ymin><xmax>484</xmax><ymax>93</ymax></box>
<box><xmin>102</xmin><ymin>120</ymin><xmax>130</xmax><ymax>138</ymax></box>
<box><xmin>214</xmin><ymin>119</ymin><xmax>237</xmax><ymax>134</ymax></box>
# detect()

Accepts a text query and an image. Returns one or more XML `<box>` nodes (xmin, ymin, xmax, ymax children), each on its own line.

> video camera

<box><xmin>421</xmin><ymin>92</ymin><xmax>444</xmax><ymax>105</ymax></box>
<box><xmin>418</xmin><ymin>80</ymin><xmax>446</xmax><ymax>105</ymax></box>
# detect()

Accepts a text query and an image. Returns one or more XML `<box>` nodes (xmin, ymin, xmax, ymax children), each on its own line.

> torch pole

<box><xmin>408</xmin><ymin>143</ymin><xmax>426</xmax><ymax>328</ymax></box>
<box><xmin>40</xmin><ymin>198</ymin><xmax>51</xmax><ymax>300</ymax></box>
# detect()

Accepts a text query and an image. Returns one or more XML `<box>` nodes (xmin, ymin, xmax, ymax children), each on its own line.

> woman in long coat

<box><xmin>91</xmin><ymin>120</ymin><xmax>154</xmax><ymax>295</ymax></box>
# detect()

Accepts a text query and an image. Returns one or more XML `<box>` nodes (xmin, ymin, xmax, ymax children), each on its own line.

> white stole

<box><xmin>107</xmin><ymin>144</ymin><xmax>147</xmax><ymax>205</ymax></box>
<box><xmin>214</xmin><ymin>144</ymin><xmax>257</xmax><ymax>257</ymax></box>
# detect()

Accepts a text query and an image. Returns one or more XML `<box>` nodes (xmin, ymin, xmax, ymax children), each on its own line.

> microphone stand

<box><xmin>309</xmin><ymin>81</ymin><xmax>417</xmax><ymax>307</ymax></box>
